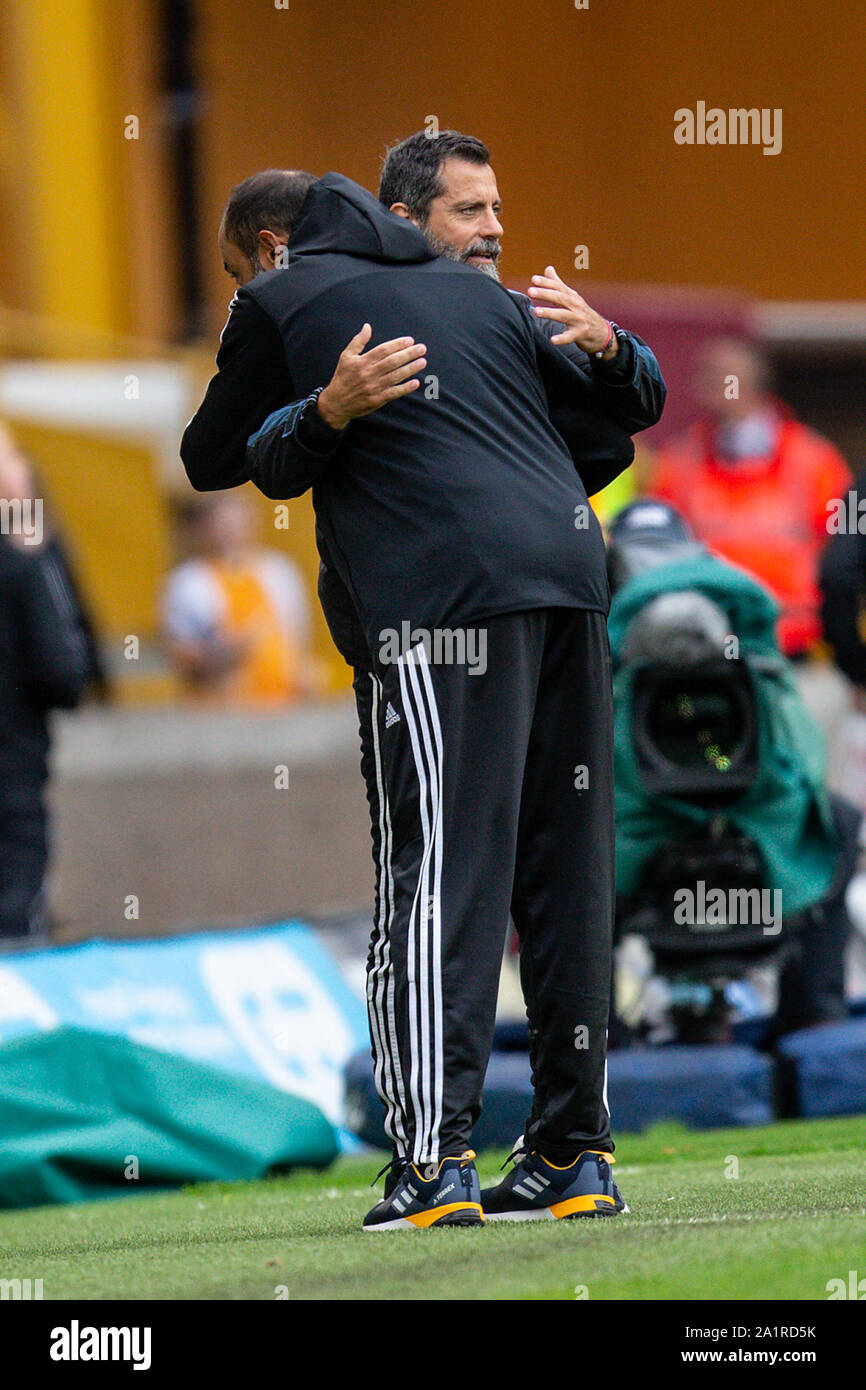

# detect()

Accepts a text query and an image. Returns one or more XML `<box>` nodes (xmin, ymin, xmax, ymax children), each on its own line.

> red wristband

<box><xmin>594</xmin><ymin>320</ymin><xmax>614</xmax><ymax>359</ymax></box>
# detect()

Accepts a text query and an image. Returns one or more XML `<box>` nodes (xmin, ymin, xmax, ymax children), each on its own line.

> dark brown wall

<box><xmin>192</xmin><ymin>0</ymin><xmax>864</xmax><ymax>335</ymax></box>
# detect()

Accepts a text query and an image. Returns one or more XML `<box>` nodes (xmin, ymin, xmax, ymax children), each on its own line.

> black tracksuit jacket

<box><xmin>263</xmin><ymin>291</ymin><xmax>664</xmax><ymax>673</ymax></box>
<box><xmin>0</xmin><ymin>538</ymin><xmax>88</xmax><ymax>806</ymax></box>
<box><xmin>182</xmin><ymin>173</ymin><xmax>666</xmax><ymax>659</ymax></box>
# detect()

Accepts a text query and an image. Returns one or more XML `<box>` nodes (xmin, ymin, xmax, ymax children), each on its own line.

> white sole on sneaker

<box><xmin>362</xmin><ymin>1217</ymin><xmax>425</xmax><ymax>1232</ymax></box>
<box><xmin>483</xmin><ymin>1208</ymin><xmax>556</xmax><ymax>1222</ymax></box>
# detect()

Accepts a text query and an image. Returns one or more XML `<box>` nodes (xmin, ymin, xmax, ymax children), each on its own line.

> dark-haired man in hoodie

<box><xmin>182</xmin><ymin>167</ymin><xmax>664</xmax><ymax>1232</ymax></box>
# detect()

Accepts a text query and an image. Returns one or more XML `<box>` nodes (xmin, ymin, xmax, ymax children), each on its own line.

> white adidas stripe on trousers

<box><xmin>365</xmin><ymin>644</ymin><xmax>446</xmax><ymax>1165</ymax></box>
<box><xmin>366</xmin><ymin>675</ymin><xmax>408</xmax><ymax>1158</ymax></box>
<box><xmin>397</xmin><ymin>643</ymin><xmax>445</xmax><ymax>1165</ymax></box>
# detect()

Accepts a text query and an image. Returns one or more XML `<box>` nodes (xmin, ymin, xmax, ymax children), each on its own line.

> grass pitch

<box><xmin>2</xmin><ymin>1115</ymin><xmax>865</xmax><ymax>1300</ymax></box>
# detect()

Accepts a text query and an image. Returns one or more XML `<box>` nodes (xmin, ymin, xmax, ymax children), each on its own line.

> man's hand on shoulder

<box><xmin>528</xmin><ymin>265</ymin><xmax>617</xmax><ymax>359</ymax></box>
<box><xmin>317</xmin><ymin>323</ymin><xmax>429</xmax><ymax>430</ymax></box>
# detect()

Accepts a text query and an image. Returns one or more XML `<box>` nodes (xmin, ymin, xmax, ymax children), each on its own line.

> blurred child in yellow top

<box><xmin>162</xmin><ymin>492</ymin><xmax>318</xmax><ymax>704</ymax></box>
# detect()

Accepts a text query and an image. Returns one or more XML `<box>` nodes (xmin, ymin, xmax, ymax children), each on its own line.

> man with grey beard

<box><xmin>377</xmin><ymin>130</ymin><xmax>662</xmax><ymax>443</ymax></box>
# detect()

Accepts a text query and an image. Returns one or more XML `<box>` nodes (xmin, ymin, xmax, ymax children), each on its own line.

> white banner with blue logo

<box><xmin>0</xmin><ymin>923</ymin><xmax>369</xmax><ymax>1144</ymax></box>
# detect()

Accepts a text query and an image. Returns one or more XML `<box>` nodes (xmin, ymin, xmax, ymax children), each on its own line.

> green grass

<box><xmin>1</xmin><ymin>1116</ymin><xmax>865</xmax><ymax>1300</ymax></box>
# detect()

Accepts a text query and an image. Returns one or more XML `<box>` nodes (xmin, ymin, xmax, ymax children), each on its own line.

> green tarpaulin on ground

<box><xmin>0</xmin><ymin>1025</ymin><xmax>338</xmax><ymax>1209</ymax></box>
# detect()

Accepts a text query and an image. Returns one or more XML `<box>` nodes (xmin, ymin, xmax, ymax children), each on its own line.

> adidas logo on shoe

<box><xmin>384</xmin><ymin>702</ymin><xmax>400</xmax><ymax>728</ymax></box>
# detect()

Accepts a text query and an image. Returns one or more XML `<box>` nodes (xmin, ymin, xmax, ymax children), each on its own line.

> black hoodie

<box><xmin>183</xmin><ymin>174</ymin><xmax>626</xmax><ymax>652</ymax></box>
<box><xmin>0</xmin><ymin>539</ymin><xmax>88</xmax><ymax>800</ymax></box>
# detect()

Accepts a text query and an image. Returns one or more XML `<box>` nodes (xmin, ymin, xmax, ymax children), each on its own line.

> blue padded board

<box><xmin>606</xmin><ymin>1045</ymin><xmax>774</xmax><ymax>1131</ymax></box>
<box><xmin>776</xmin><ymin>1018</ymin><xmax>866</xmax><ymax>1118</ymax></box>
<box><xmin>344</xmin><ymin>1043</ymin><xmax>775</xmax><ymax>1148</ymax></box>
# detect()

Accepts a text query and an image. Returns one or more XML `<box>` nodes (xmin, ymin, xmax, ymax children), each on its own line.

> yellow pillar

<box><xmin>7</xmin><ymin>0</ymin><xmax>126</xmax><ymax>334</ymax></box>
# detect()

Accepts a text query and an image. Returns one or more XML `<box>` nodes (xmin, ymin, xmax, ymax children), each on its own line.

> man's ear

<box><xmin>257</xmin><ymin>228</ymin><xmax>291</xmax><ymax>268</ymax></box>
<box><xmin>389</xmin><ymin>202</ymin><xmax>417</xmax><ymax>224</ymax></box>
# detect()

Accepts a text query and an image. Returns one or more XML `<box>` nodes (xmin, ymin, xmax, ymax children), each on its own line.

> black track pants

<box><xmin>0</xmin><ymin>805</ymin><xmax>49</xmax><ymax>940</ymax></box>
<box><xmin>354</xmin><ymin>607</ymin><xmax>614</xmax><ymax>1164</ymax></box>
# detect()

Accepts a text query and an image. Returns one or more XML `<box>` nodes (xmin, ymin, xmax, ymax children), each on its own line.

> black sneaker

<box><xmin>363</xmin><ymin>1151</ymin><xmax>484</xmax><ymax>1232</ymax></box>
<box><xmin>481</xmin><ymin>1143</ymin><xmax>626</xmax><ymax>1221</ymax></box>
<box><xmin>370</xmin><ymin>1155</ymin><xmax>410</xmax><ymax>1200</ymax></box>
<box><xmin>384</xmin><ymin>1159</ymin><xmax>408</xmax><ymax>1199</ymax></box>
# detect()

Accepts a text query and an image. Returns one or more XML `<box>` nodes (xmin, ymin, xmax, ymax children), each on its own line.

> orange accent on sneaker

<box><xmin>536</xmin><ymin>1149</ymin><xmax>615</xmax><ymax>1171</ymax></box>
<box><xmin>410</xmin><ymin>1151</ymin><xmax>477</xmax><ymax>1179</ymax></box>
<box><xmin>548</xmin><ymin>1194</ymin><xmax>617</xmax><ymax>1218</ymax></box>
<box><xmin>405</xmin><ymin>1202</ymin><xmax>484</xmax><ymax>1228</ymax></box>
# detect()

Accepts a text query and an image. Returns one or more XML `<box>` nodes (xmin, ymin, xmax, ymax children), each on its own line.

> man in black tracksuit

<box><xmin>315</xmin><ymin>333</ymin><xmax>660</xmax><ymax>1165</ymax></box>
<box><xmin>307</xmin><ymin>297</ymin><xmax>662</xmax><ymax>1179</ymax></box>
<box><xmin>182</xmin><ymin>172</ymin><xmax>664</xmax><ymax>1226</ymax></box>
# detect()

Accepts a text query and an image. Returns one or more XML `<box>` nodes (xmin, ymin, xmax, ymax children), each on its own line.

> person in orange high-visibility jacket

<box><xmin>649</xmin><ymin>338</ymin><xmax>851</xmax><ymax>657</ymax></box>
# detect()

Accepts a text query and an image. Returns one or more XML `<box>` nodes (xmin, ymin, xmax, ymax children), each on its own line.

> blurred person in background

<box><xmin>0</xmin><ymin>424</ymin><xmax>109</xmax><ymax>699</ymax></box>
<box><xmin>820</xmin><ymin>482</ymin><xmax>866</xmax><ymax>986</ymax></box>
<box><xmin>161</xmin><ymin>490</ymin><xmax>317</xmax><ymax>704</ymax></box>
<box><xmin>818</xmin><ymin>470</ymin><xmax>866</xmax><ymax>804</ymax></box>
<box><xmin>648</xmin><ymin>337</ymin><xmax>851</xmax><ymax>659</ymax></box>
<box><xmin>819</xmin><ymin>471</ymin><xmax>866</xmax><ymax>696</ymax></box>
<box><xmin>0</xmin><ymin>427</ymin><xmax>90</xmax><ymax>941</ymax></box>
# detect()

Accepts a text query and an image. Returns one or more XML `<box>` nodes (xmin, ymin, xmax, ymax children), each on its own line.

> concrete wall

<box><xmin>46</xmin><ymin>699</ymin><xmax>374</xmax><ymax>941</ymax></box>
